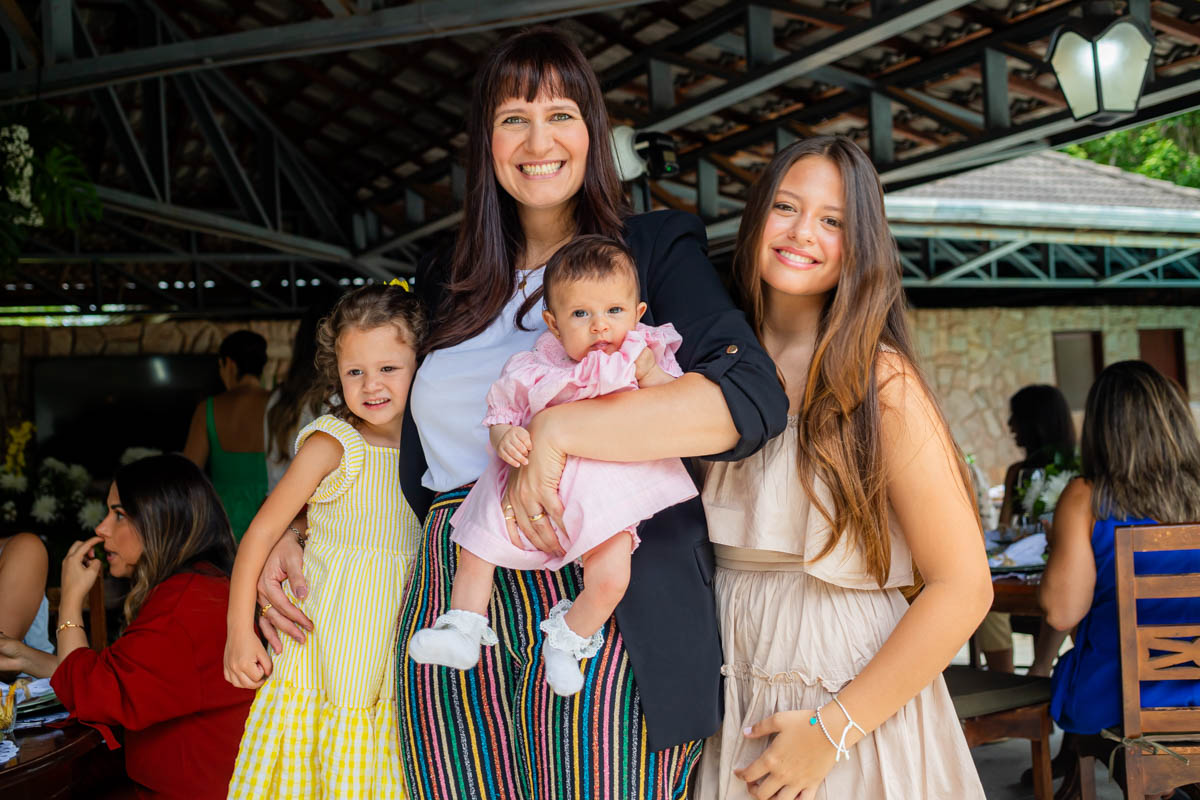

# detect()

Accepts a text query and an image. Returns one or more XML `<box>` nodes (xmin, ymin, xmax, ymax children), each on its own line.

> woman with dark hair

<box><xmin>255</xmin><ymin>25</ymin><xmax>786</xmax><ymax>799</ymax></box>
<box><xmin>1041</xmin><ymin>361</ymin><xmax>1200</xmax><ymax>798</ymax></box>
<box><xmin>0</xmin><ymin>454</ymin><xmax>253</xmax><ymax>799</ymax></box>
<box><xmin>697</xmin><ymin>136</ymin><xmax>989</xmax><ymax>797</ymax></box>
<box><xmin>998</xmin><ymin>383</ymin><xmax>1077</xmax><ymax>526</ymax></box>
<box><xmin>980</xmin><ymin>384</ymin><xmax>1077</xmax><ymax>675</ymax></box>
<box><xmin>183</xmin><ymin>329</ymin><xmax>271</xmax><ymax>539</ymax></box>
<box><xmin>264</xmin><ymin>293</ymin><xmax>342</xmax><ymax>491</ymax></box>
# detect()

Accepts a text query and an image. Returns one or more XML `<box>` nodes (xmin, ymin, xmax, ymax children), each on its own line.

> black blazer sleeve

<box><xmin>397</xmin><ymin>248</ymin><xmax>447</xmax><ymax>523</ymax></box>
<box><xmin>614</xmin><ymin>210</ymin><xmax>787</xmax><ymax>752</ymax></box>
<box><xmin>625</xmin><ymin>210</ymin><xmax>788</xmax><ymax>458</ymax></box>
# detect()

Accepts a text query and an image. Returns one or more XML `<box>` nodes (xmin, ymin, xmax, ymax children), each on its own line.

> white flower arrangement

<box><xmin>66</xmin><ymin>463</ymin><xmax>90</xmax><ymax>488</ymax></box>
<box><xmin>30</xmin><ymin>495</ymin><xmax>59</xmax><ymax>524</ymax></box>
<box><xmin>1021</xmin><ymin>470</ymin><xmax>1047</xmax><ymax>517</ymax></box>
<box><xmin>0</xmin><ymin>471</ymin><xmax>27</xmax><ymax>493</ymax></box>
<box><xmin>119</xmin><ymin>447</ymin><xmax>162</xmax><ymax>466</ymax></box>
<box><xmin>76</xmin><ymin>499</ymin><xmax>107</xmax><ymax>530</ymax></box>
<box><xmin>1021</xmin><ymin>466</ymin><xmax>1078</xmax><ymax>517</ymax></box>
<box><xmin>0</xmin><ymin>124</ymin><xmax>43</xmax><ymax>228</ymax></box>
<box><xmin>39</xmin><ymin>457</ymin><xmax>67</xmax><ymax>473</ymax></box>
<box><xmin>1</xmin><ymin>500</ymin><xmax>16</xmax><ymax>522</ymax></box>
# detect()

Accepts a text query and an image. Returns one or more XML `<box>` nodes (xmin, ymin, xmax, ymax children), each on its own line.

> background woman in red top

<box><xmin>0</xmin><ymin>454</ymin><xmax>254</xmax><ymax>799</ymax></box>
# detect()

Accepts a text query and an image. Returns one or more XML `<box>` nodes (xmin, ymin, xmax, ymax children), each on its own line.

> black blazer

<box><xmin>399</xmin><ymin>210</ymin><xmax>788</xmax><ymax>751</ymax></box>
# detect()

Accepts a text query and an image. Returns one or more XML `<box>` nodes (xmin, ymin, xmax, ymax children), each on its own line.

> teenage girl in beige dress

<box><xmin>696</xmin><ymin>136</ymin><xmax>990</xmax><ymax>800</ymax></box>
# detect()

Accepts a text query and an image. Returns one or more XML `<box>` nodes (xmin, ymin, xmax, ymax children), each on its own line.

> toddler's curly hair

<box><xmin>314</xmin><ymin>283</ymin><xmax>426</xmax><ymax>425</ymax></box>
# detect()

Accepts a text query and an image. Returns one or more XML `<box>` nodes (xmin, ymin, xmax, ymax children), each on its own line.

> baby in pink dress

<box><xmin>408</xmin><ymin>235</ymin><xmax>697</xmax><ymax>695</ymax></box>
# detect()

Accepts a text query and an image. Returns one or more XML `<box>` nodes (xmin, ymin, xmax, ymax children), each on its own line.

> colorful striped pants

<box><xmin>396</xmin><ymin>486</ymin><xmax>702</xmax><ymax>799</ymax></box>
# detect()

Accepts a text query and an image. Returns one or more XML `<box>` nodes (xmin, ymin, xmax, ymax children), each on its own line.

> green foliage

<box><xmin>0</xmin><ymin>104</ymin><xmax>101</xmax><ymax>271</ymax></box>
<box><xmin>32</xmin><ymin>146</ymin><xmax>102</xmax><ymax>230</ymax></box>
<box><xmin>1062</xmin><ymin>110</ymin><xmax>1200</xmax><ymax>188</ymax></box>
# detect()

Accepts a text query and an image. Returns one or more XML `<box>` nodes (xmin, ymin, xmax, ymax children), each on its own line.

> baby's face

<box><xmin>543</xmin><ymin>271</ymin><xmax>646</xmax><ymax>362</ymax></box>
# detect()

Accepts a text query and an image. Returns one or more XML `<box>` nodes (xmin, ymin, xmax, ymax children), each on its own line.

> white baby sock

<box><xmin>538</xmin><ymin>599</ymin><xmax>604</xmax><ymax>696</ymax></box>
<box><xmin>408</xmin><ymin>609</ymin><xmax>498</xmax><ymax>671</ymax></box>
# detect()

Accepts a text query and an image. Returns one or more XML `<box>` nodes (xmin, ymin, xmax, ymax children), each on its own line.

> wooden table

<box><xmin>991</xmin><ymin>571</ymin><xmax>1043</xmax><ymax>616</ymax></box>
<box><xmin>0</xmin><ymin>724</ymin><xmax>126</xmax><ymax>799</ymax></box>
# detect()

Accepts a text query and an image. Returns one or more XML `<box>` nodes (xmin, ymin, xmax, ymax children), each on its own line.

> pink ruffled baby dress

<box><xmin>450</xmin><ymin>322</ymin><xmax>698</xmax><ymax>571</ymax></box>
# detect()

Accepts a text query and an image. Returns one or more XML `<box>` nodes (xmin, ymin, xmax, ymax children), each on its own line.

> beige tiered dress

<box><xmin>695</xmin><ymin>416</ymin><xmax>985</xmax><ymax>800</ymax></box>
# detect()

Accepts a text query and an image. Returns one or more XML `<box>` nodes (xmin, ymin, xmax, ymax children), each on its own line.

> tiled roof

<box><xmin>892</xmin><ymin>150</ymin><xmax>1200</xmax><ymax>211</ymax></box>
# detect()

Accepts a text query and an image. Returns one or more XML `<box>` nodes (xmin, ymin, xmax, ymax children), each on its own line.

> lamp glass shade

<box><xmin>1096</xmin><ymin>22</ymin><xmax>1153</xmax><ymax>112</ymax></box>
<box><xmin>1049</xmin><ymin>30</ymin><xmax>1099</xmax><ymax>118</ymax></box>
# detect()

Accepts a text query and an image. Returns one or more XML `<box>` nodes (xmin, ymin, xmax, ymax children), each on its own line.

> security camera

<box><xmin>610</xmin><ymin>126</ymin><xmax>680</xmax><ymax>182</ymax></box>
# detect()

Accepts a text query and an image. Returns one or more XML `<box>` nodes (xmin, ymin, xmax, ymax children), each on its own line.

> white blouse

<box><xmin>410</xmin><ymin>267</ymin><xmax>547</xmax><ymax>492</ymax></box>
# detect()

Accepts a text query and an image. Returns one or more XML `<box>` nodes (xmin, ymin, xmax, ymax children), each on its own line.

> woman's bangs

<box><xmin>490</xmin><ymin>51</ymin><xmax>591</xmax><ymax>112</ymax></box>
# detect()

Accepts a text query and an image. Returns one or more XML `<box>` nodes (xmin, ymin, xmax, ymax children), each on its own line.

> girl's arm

<box><xmin>224</xmin><ymin>432</ymin><xmax>340</xmax><ymax>688</ymax></box>
<box><xmin>0</xmin><ymin>635</ymin><xmax>58</xmax><ymax>678</ymax></box>
<box><xmin>1038</xmin><ymin>478</ymin><xmax>1097</xmax><ymax>631</ymax></box>
<box><xmin>998</xmin><ymin>461</ymin><xmax>1022</xmax><ymax>528</ymax></box>
<box><xmin>737</xmin><ymin>357</ymin><xmax>992</xmax><ymax>796</ymax></box>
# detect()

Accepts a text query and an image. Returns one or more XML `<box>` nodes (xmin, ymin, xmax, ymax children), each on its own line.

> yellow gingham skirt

<box><xmin>226</xmin><ymin>542</ymin><xmax>406</xmax><ymax>799</ymax></box>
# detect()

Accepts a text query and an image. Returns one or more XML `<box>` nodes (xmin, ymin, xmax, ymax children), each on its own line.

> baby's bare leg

<box><xmin>450</xmin><ymin>549</ymin><xmax>496</xmax><ymax>616</ymax></box>
<box><xmin>563</xmin><ymin>531</ymin><xmax>633</xmax><ymax>638</ymax></box>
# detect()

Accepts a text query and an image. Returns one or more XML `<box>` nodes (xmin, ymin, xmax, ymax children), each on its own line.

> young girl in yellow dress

<box><xmin>224</xmin><ymin>284</ymin><xmax>424</xmax><ymax>798</ymax></box>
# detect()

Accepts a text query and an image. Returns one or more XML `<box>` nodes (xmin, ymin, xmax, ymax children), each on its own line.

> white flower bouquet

<box><xmin>1018</xmin><ymin>451</ymin><xmax>1080</xmax><ymax>519</ymax></box>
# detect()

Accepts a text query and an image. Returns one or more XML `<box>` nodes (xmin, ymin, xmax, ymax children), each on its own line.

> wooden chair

<box><xmin>1108</xmin><ymin>522</ymin><xmax>1200</xmax><ymax>798</ymax></box>
<box><xmin>944</xmin><ymin>664</ymin><xmax>1055</xmax><ymax>799</ymax></box>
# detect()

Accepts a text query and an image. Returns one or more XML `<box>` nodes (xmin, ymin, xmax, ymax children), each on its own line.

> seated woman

<box><xmin>1041</xmin><ymin>361</ymin><xmax>1200</xmax><ymax>799</ymax></box>
<box><xmin>0</xmin><ymin>532</ymin><xmax>51</xmax><ymax>678</ymax></box>
<box><xmin>0</xmin><ymin>454</ymin><xmax>254</xmax><ymax>799</ymax></box>
<box><xmin>980</xmin><ymin>383</ymin><xmax>1078</xmax><ymax>674</ymax></box>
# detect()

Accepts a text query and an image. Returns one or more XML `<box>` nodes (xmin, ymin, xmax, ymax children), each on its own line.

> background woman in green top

<box><xmin>184</xmin><ymin>330</ymin><xmax>270</xmax><ymax>540</ymax></box>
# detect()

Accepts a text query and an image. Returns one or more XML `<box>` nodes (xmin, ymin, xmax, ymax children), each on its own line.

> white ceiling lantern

<box><xmin>1047</xmin><ymin>9</ymin><xmax>1155</xmax><ymax>126</ymax></box>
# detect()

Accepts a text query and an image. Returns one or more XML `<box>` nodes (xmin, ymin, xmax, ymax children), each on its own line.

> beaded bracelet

<box><xmin>56</xmin><ymin>620</ymin><xmax>81</xmax><ymax>634</ymax></box>
<box><xmin>810</xmin><ymin>708</ymin><xmax>839</xmax><ymax>754</ymax></box>
<box><xmin>809</xmin><ymin>695</ymin><xmax>867</xmax><ymax>762</ymax></box>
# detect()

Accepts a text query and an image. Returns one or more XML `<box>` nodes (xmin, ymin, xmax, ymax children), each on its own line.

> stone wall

<box><xmin>911</xmin><ymin>305</ymin><xmax>1200</xmax><ymax>486</ymax></box>
<box><xmin>4</xmin><ymin>305</ymin><xmax>1199</xmax><ymax>488</ymax></box>
<box><xmin>0</xmin><ymin>320</ymin><xmax>298</xmax><ymax>433</ymax></box>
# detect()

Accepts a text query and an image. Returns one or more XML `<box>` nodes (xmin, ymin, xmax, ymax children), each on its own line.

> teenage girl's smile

<box><xmin>772</xmin><ymin>246</ymin><xmax>822</xmax><ymax>270</ymax></box>
<box><xmin>758</xmin><ymin>155</ymin><xmax>845</xmax><ymax>300</ymax></box>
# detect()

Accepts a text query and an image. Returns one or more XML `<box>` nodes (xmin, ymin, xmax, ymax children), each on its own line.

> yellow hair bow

<box><xmin>387</xmin><ymin>278</ymin><xmax>411</xmax><ymax>292</ymax></box>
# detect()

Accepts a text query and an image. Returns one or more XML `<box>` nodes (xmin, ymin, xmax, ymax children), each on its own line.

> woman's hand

<box><xmin>223</xmin><ymin>630</ymin><xmax>272</xmax><ymax>690</ymax></box>
<box><xmin>60</xmin><ymin>536</ymin><xmax>103</xmax><ymax>606</ymax></box>
<box><xmin>502</xmin><ymin>410</ymin><xmax>568</xmax><ymax>557</ymax></box>
<box><xmin>256</xmin><ymin>533</ymin><xmax>312</xmax><ymax>654</ymax></box>
<box><xmin>0</xmin><ymin>633</ymin><xmax>28</xmax><ymax>674</ymax></box>
<box><xmin>734</xmin><ymin>710</ymin><xmax>840</xmax><ymax>800</ymax></box>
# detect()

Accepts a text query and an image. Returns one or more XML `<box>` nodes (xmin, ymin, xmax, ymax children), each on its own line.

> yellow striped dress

<box><xmin>229</xmin><ymin>415</ymin><xmax>420</xmax><ymax>799</ymax></box>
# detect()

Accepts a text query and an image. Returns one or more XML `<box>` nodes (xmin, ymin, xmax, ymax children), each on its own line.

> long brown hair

<box><xmin>314</xmin><ymin>284</ymin><xmax>426</xmax><ymax>426</ymax></box>
<box><xmin>267</xmin><ymin>292</ymin><xmax>343</xmax><ymax>461</ymax></box>
<box><xmin>113</xmin><ymin>454</ymin><xmax>235</xmax><ymax>623</ymax></box>
<box><xmin>422</xmin><ymin>26</ymin><xmax>628</xmax><ymax>354</ymax></box>
<box><xmin>731</xmin><ymin>135</ymin><xmax>974</xmax><ymax>586</ymax></box>
<box><xmin>1081</xmin><ymin>360</ymin><xmax>1200</xmax><ymax>522</ymax></box>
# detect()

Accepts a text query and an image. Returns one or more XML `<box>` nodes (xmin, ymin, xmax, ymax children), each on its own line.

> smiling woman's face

<box><xmin>490</xmin><ymin>89</ymin><xmax>589</xmax><ymax>215</ymax></box>
<box><xmin>95</xmin><ymin>483</ymin><xmax>144</xmax><ymax>578</ymax></box>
